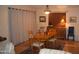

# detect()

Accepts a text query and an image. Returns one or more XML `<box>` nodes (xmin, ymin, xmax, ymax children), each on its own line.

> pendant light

<box><xmin>44</xmin><ymin>5</ymin><xmax>51</xmax><ymax>14</ymax></box>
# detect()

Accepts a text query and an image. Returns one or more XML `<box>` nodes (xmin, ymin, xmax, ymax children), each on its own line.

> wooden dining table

<box><xmin>33</xmin><ymin>30</ymin><xmax>56</xmax><ymax>43</ymax></box>
<box><xmin>33</xmin><ymin>32</ymin><xmax>47</xmax><ymax>42</ymax></box>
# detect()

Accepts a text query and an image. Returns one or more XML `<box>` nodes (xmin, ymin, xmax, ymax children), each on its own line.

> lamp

<box><xmin>44</xmin><ymin>5</ymin><xmax>51</xmax><ymax>14</ymax></box>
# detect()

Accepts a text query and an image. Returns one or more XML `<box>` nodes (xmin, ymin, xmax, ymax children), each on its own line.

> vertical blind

<box><xmin>8</xmin><ymin>8</ymin><xmax>36</xmax><ymax>45</ymax></box>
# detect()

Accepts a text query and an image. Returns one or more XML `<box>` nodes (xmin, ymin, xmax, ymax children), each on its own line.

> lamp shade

<box><xmin>44</xmin><ymin>5</ymin><xmax>51</xmax><ymax>14</ymax></box>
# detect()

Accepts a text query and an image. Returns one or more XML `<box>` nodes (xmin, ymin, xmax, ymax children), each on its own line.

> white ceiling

<box><xmin>28</xmin><ymin>5</ymin><xmax>79</xmax><ymax>9</ymax></box>
<box><xmin>9</xmin><ymin>5</ymin><xmax>79</xmax><ymax>9</ymax></box>
<box><xmin>8</xmin><ymin>5</ymin><xmax>79</xmax><ymax>12</ymax></box>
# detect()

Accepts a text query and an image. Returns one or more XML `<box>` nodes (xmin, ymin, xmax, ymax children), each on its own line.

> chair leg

<box><xmin>67</xmin><ymin>35</ymin><xmax>69</xmax><ymax>40</ymax></box>
<box><xmin>73</xmin><ymin>35</ymin><xmax>75</xmax><ymax>41</ymax></box>
<box><xmin>67</xmin><ymin>35</ymin><xmax>75</xmax><ymax>41</ymax></box>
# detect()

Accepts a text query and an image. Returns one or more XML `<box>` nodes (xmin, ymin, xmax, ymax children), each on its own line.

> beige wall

<box><xmin>36</xmin><ymin>6</ymin><xmax>79</xmax><ymax>41</ymax></box>
<box><xmin>0</xmin><ymin>5</ymin><xmax>79</xmax><ymax>42</ymax></box>
<box><xmin>66</xmin><ymin>7</ymin><xmax>79</xmax><ymax>41</ymax></box>
<box><xmin>0</xmin><ymin>6</ymin><xmax>10</xmax><ymax>41</ymax></box>
<box><xmin>36</xmin><ymin>9</ymin><xmax>48</xmax><ymax>31</ymax></box>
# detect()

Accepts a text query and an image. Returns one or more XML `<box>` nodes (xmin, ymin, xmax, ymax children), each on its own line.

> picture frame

<box><xmin>39</xmin><ymin>16</ymin><xmax>46</xmax><ymax>22</ymax></box>
<box><xmin>69</xmin><ymin>16</ymin><xmax>77</xmax><ymax>23</ymax></box>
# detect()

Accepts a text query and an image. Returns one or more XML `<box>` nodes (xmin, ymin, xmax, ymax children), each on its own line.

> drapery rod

<box><xmin>8</xmin><ymin>7</ymin><xmax>35</xmax><ymax>12</ymax></box>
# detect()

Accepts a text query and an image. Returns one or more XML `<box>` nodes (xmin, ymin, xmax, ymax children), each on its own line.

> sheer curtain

<box><xmin>9</xmin><ymin>8</ymin><xmax>36</xmax><ymax>45</ymax></box>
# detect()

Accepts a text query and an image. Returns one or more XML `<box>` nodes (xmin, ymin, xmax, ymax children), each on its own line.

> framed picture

<box><xmin>39</xmin><ymin>16</ymin><xmax>46</xmax><ymax>22</ymax></box>
<box><xmin>70</xmin><ymin>16</ymin><xmax>77</xmax><ymax>23</ymax></box>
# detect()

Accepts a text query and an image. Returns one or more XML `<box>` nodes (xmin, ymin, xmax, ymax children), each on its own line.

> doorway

<box><xmin>49</xmin><ymin>13</ymin><xmax>66</xmax><ymax>39</ymax></box>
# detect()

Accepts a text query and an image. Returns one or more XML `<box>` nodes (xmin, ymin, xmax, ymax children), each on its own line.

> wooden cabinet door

<box><xmin>56</xmin><ymin>28</ymin><xmax>66</xmax><ymax>39</ymax></box>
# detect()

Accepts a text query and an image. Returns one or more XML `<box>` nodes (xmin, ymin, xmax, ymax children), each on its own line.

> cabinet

<box><xmin>56</xmin><ymin>27</ymin><xmax>66</xmax><ymax>39</ymax></box>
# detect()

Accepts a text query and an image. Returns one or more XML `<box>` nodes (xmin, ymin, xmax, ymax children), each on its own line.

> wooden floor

<box><xmin>15</xmin><ymin>39</ymin><xmax>79</xmax><ymax>54</ymax></box>
<box><xmin>15</xmin><ymin>39</ymin><xmax>32</xmax><ymax>54</ymax></box>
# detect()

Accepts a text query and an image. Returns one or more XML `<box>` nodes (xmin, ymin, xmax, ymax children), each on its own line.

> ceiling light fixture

<box><xmin>44</xmin><ymin>5</ymin><xmax>51</xmax><ymax>14</ymax></box>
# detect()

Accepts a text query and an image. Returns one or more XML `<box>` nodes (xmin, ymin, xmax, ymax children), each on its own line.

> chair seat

<box><xmin>32</xmin><ymin>42</ymin><xmax>44</xmax><ymax>47</ymax></box>
<box><xmin>48</xmin><ymin>38</ymin><xmax>57</xmax><ymax>42</ymax></box>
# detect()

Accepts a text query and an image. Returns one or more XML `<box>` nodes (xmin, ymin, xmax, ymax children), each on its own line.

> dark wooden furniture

<box><xmin>31</xmin><ymin>30</ymin><xmax>56</xmax><ymax>53</ymax></box>
<box><xmin>0</xmin><ymin>36</ymin><xmax>6</xmax><ymax>42</ymax></box>
<box><xmin>56</xmin><ymin>27</ymin><xmax>66</xmax><ymax>39</ymax></box>
<box><xmin>45</xmin><ymin>39</ymin><xmax>79</xmax><ymax>54</ymax></box>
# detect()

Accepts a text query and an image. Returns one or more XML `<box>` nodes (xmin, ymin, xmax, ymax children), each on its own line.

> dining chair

<box><xmin>67</xmin><ymin>27</ymin><xmax>75</xmax><ymax>41</ymax></box>
<box><xmin>31</xmin><ymin>32</ymin><xmax>45</xmax><ymax>53</ymax></box>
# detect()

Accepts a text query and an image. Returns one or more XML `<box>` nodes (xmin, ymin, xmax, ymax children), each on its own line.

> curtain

<box><xmin>9</xmin><ymin>8</ymin><xmax>36</xmax><ymax>45</ymax></box>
